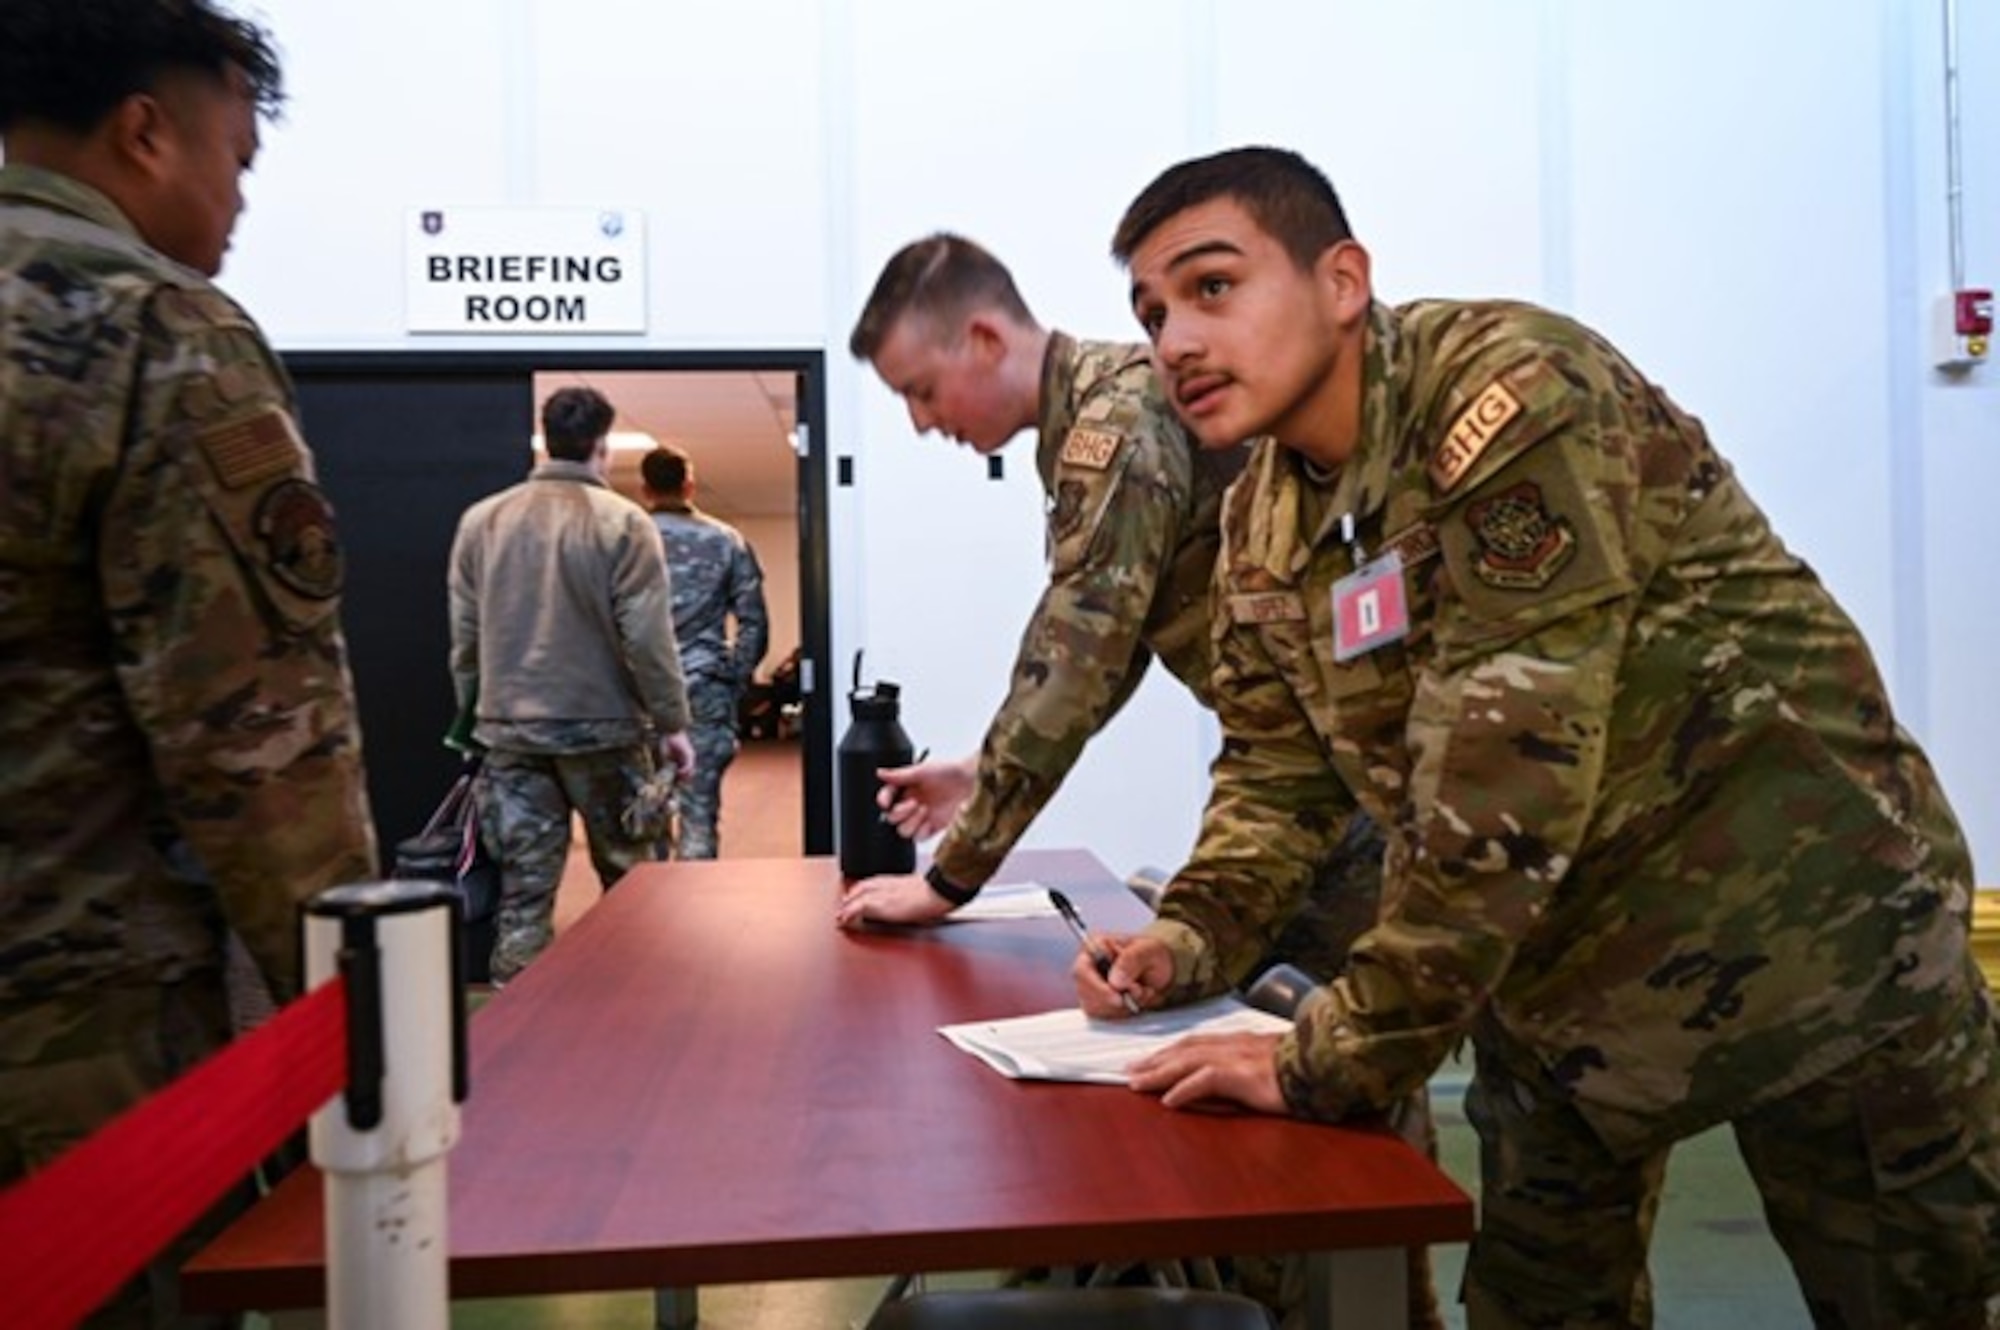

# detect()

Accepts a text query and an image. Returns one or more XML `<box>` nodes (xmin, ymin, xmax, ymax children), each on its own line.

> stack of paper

<box><xmin>944</xmin><ymin>882</ymin><xmax>1061</xmax><ymax>921</ymax></box>
<box><xmin>938</xmin><ymin>996</ymin><xmax>1292</xmax><ymax>1084</ymax></box>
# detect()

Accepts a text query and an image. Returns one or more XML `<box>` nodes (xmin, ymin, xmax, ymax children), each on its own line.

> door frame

<box><xmin>284</xmin><ymin>347</ymin><xmax>834</xmax><ymax>856</ymax></box>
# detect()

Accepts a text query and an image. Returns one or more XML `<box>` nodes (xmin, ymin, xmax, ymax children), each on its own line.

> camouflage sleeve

<box><xmin>928</xmin><ymin>429</ymin><xmax>1183</xmax><ymax>891</ymax></box>
<box><xmin>726</xmin><ymin>535</ymin><xmax>770</xmax><ymax>689</ymax></box>
<box><xmin>611</xmin><ymin>507</ymin><xmax>690</xmax><ymax>733</ymax></box>
<box><xmin>1145</xmin><ymin>591</ymin><xmax>1358</xmax><ymax>999</ymax></box>
<box><xmin>1278</xmin><ymin>399</ymin><xmax>1643</xmax><ymax>1123</ymax></box>
<box><xmin>102</xmin><ymin>287</ymin><xmax>377</xmax><ymax>1000</ymax></box>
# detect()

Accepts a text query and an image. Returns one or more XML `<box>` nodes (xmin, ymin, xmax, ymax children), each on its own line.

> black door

<box><xmin>795</xmin><ymin>369</ymin><xmax>833</xmax><ymax>853</ymax></box>
<box><xmin>290</xmin><ymin>367</ymin><xmax>533</xmax><ymax>856</ymax></box>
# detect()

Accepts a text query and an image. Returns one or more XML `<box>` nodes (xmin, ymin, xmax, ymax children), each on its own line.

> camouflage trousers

<box><xmin>676</xmin><ymin>681</ymin><xmax>742</xmax><ymax>861</ymax></box>
<box><xmin>0</xmin><ymin>978</ymin><xmax>251</xmax><ymax>1329</ymax></box>
<box><xmin>1461</xmin><ymin>981</ymin><xmax>2000</xmax><ymax>1329</ymax></box>
<box><xmin>475</xmin><ymin>744</ymin><xmax>667</xmax><ymax>983</ymax></box>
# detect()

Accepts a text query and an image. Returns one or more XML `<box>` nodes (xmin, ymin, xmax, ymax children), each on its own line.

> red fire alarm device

<box><xmin>1936</xmin><ymin>288</ymin><xmax>1992</xmax><ymax>370</ymax></box>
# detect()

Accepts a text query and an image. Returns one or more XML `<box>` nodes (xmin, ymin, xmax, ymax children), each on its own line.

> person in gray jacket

<box><xmin>449</xmin><ymin>387</ymin><xmax>695</xmax><ymax>982</ymax></box>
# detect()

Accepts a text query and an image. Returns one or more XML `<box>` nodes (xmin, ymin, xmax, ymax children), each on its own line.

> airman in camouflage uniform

<box><xmin>837</xmin><ymin>233</ymin><xmax>1378</xmax><ymax>967</ymax></box>
<box><xmin>854</xmin><ymin>321</ymin><xmax>1252</xmax><ymax>899</ymax></box>
<box><xmin>0</xmin><ymin>5</ymin><xmax>377</xmax><ymax>1324</ymax></box>
<box><xmin>839</xmin><ymin>234</ymin><xmax>1438</xmax><ymax>1328</ymax></box>
<box><xmin>1102</xmin><ymin>146</ymin><xmax>2000</xmax><ymax>1328</ymax></box>
<box><xmin>450</xmin><ymin>387</ymin><xmax>694</xmax><ymax>984</ymax></box>
<box><xmin>640</xmin><ymin>445</ymin><xmax>770</xmax><ymax>859</ymax></box>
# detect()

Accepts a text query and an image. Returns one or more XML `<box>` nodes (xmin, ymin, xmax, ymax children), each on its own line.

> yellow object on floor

<box><xmin>1974</xmin><ymin>889</ymin><xmax>2000</xmax><ymax>993</ymax></box>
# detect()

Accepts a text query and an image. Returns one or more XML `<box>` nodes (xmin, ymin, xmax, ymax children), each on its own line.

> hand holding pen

<box><xmin>1048</xmin><ymin>890</ymin><xmax>1142</xmax><ymax>1016</ymax></box>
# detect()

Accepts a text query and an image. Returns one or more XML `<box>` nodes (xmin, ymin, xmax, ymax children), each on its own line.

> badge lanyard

<box><xmin>1331</xmin><ymin>512</ymin><xmax>1409</xmax><ymax>662</ymax></box>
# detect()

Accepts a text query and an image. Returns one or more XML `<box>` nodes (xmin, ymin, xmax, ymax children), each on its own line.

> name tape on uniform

<box><xmin>1228</xmin><ymin>591</ymin><xmax>1308</xmax><ymax>624</ymax></box>
<box><xmin>1379</xmin><ymin>521</ymin><xmax>1440</xmax><ymax>569</ymax></box>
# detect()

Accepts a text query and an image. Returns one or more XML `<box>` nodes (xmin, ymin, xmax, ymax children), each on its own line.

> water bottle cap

<box><xmin>850</xmin><ymin>689</ymin><xmax>901</xmax><ymax>721</ymax></box>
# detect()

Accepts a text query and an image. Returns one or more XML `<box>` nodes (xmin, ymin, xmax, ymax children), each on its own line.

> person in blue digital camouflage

<box><xmin>0</xmin><ymin>3</ymin><xmax>378</xmax><ymax>1324</ymax></box>
<box><xmin>449</xmin><ymin>387</ymin><xmax>695</xmax><ymax>983</ymax></box>
<box><xmin>640</xmin><ymin>444</ymin><xmax>770</xmax><ymax>859</ymax></box>
<box><xmin>1085</xmin><ymin>145</ymin><xmax>2000</xmax><ymax>1329</ymax></box>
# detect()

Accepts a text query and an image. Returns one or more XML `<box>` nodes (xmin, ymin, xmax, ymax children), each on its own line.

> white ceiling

<box><xmin>532</xmin><ymin>367</ymin><xmax>799</xmax><ymax>518</ymax></box>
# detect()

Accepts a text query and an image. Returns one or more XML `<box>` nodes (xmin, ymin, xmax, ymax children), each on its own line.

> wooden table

<box><xmin>184</xmin><ymin>851</ymin><xmax>1472</xmax><ymax>1326</ymax></box>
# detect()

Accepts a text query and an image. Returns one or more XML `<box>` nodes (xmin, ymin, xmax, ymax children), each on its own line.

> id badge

<box><xmin>1332</xmin><ymin>549</ymin><xmax>1409</xmax><ymax>662</ymax></box>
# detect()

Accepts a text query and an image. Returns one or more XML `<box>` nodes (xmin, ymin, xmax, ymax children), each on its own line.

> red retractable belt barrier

<box><xmin>0</xmin><ymin>975</ymin><xmax>349</xmax><ymax>1330</ymax></box>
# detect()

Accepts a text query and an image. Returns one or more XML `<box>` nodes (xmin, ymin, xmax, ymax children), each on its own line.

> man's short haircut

<box><xmin>1111</xmin><ymin>146</ymin><xmax>1355</xmax><ymax>273</ymax></box>
<box><xmin>0</xmin><ymin>0</ymin><xmax>285</xmax><ymax>134</ymax></box>
<box><xmin>541</xmin><ymin>387</ymin><xmax>615</xmax><ymax>462</ymax></box>
<box><xmin>640</xmin><ymin>445</ymin><xmax>691</xmax><ymax>495</ymax></box>
<box><xmin>848</xmin><ymin>232</ymin><xmax>1035</xmax><ymax>361</ymax></box>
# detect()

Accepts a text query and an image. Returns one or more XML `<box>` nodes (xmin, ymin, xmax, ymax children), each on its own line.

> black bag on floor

<box><xmin>393</xmin><ymin>754</ymin><xmax>500</xmax><ymax>983</ymax></box>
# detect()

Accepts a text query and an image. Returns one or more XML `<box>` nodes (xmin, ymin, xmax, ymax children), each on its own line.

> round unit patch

<box><xmin>254</xmin><ymin>479</ymin><xmax>344</xmax><ymax>599</ymax></box>
<box><xmin>1464</xmin><ymin>481</ymin><xmax>1576</xmax><ymax>590</ymax></box>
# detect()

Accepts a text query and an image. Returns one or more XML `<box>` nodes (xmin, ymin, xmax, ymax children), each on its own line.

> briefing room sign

<box><xmin>405</xmin><ymin>206</ymin><xmax>647</xmax><ymax>334</ymax></box>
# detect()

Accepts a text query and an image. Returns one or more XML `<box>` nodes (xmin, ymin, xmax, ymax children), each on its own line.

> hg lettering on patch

<box><xmin>1059</xmin><ymin>427</ymin><xmax>1122</xmax><ymax>471</ymax></box>
<box><xmin>1429</xmin><ymin>380</ymin><xmax>1522</xmax><ymax>492</ymax></box>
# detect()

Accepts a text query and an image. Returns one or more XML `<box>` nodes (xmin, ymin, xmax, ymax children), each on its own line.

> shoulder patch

<box><xmin>1430</xmin><ymin>380</ymin><xmax>1523</xmax><ymax>493</ymax></box>
<box><xmin>1059</xmin><ymin>426</ymin><xmax>1123</xmax><ymax>471</ymax></box>
<box><xmin>1462</xmin><ymin>481</ymin><xmax>1575</xmax><ymax>590</ymax></box>
<box><xmin>254</xmin><ymin>479</ymin><xmax>344</xmax><ymax>600</ymax></box>
<box><xmin>198</xmin><ymin>409</ymin><xmax>304</xmax><ymax>491</ymax></box>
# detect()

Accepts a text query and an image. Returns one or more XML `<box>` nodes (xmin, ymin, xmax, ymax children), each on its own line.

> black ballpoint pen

<box><xmin>1048</xmin><ymin>890</ymin><xmax>1142</xmax><ymax>1015</ymax></box>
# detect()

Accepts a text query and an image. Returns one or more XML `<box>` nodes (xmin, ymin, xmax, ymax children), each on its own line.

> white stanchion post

<box><xmin>303</xmin><ymin>881</ymin><xmax>466</xmax><ymax>1330</ymax></box>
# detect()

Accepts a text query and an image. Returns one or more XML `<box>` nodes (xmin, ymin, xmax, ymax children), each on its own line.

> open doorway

<box><xmin>284</xmin><ymin>350</ymin><xmax>832</xmax><ymax>866</ymax></box>
<box><xmin>532</xmin><ymin>368</ymin><xmax>805</xmax><ymax>860</ymax></box>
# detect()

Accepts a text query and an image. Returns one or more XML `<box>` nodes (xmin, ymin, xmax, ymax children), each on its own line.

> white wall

<box><xmin>229</xmin><ymin>0</ymin><xmax>2000</xmax><ymax>880</ymax></box>
<box><xmin>1909</xmin><ymin>0</ymin><xmax>2000</xmax><ymax>873</ymax></box>
<box><xmin>730</xmin><ymin>514</ymin><xmax>802</xmax><ymax>668</ymax></box>
<box><xmin>837</xmin><ymin>0</ymin><xmax>1213</xmax><ymax>875</ymax></box>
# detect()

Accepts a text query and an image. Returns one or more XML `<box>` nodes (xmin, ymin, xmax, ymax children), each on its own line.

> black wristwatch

<box><xmin>924</xmin><ymin>863</ymin><xmax>979</xmax><ymax>908</ymax></box>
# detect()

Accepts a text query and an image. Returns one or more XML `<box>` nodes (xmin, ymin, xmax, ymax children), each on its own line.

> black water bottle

<box><xmin>837</xmin><ymin>653</ymin><xmax>916</xmax><ymax>880</ymax></box>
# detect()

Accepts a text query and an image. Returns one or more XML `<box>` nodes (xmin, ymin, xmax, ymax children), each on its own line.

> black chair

<box><xmin>1125</xmin><ymin>863</ymin><xmax>1173</xmax><ymax>912</ymax></box>
<box><xmin>867</xmin><ymin>1287</ymin><xmax>1275</xmax><ymax>1330</ymax></box>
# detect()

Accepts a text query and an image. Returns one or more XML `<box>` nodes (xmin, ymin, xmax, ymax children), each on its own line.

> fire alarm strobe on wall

<box><xmin>1934</xmin><ymin>288</ymin><xmax>1993</xmax><ymax>371</ymax></box>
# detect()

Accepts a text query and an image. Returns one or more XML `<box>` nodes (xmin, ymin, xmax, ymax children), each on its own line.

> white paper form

<box><xmin>943</xmin><ymin>882</ymin><xmax>1061</xmax><ymax>921</ymax></box>
<box><xmin>937</xmin><ymin>996</ymin><xmax>1293</xmax><ymax>1084</ymax></box>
